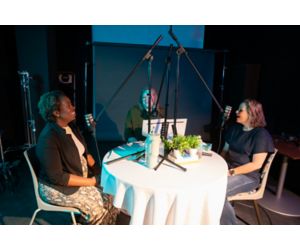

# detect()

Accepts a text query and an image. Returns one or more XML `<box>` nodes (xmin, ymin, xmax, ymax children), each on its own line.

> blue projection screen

<box><xmin>92</xmin><ymin>46</ymin><xmax>215</xmax><ymax>141</ymax></box>
<box><xmin>91</xmin><ymin>25</ymin><xmax>214</xmax><ymax>142</ymax></box>
<box><xmin>92</xmin><ymin>25</ymin><xmax>205</xmax><ymax>48</ymax></box>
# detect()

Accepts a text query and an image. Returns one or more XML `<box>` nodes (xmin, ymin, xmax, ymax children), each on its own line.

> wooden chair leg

<box><xmin>253</xmin><ymin>200</ymin><xmax>262</xmax><ymax>225</ymax></box>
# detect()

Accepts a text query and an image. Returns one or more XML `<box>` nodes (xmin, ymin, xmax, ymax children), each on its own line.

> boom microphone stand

<box><xmin>83</xmin><ymin>41</ymin><xmax>102</xmax><ymax>165</ymax></box>
<box><xmin>154</xmin><ymin>44</ymin><xmax>173</xmax><ymax>139</ymax></box>
<box><xmin>163</xmin><ymin>45</ymin><xmax>173</xmax><ymax>139</ymax></box>
<box><xmin>168</xmin><ymin>27</ymin><xmax>232</xmax><ymax>155</ymax></box>
<box><xmin>168</xmin><ymin>26</ymin><xmax>224</xmax><ymax>114</ymax></box>
<box><xmin>101</xmin><ymin>35</ymin><xmax>163</xmax><ymax>165</ymax></box>
<box><xmin>151</xmin><ymin>44</ymin><xmax>187</xmax><ymax>172</ymax></box>
<box><xmin>83</xmin><ymin>41</ymin><xmax>94</xmax><ymax>114</ymax></box>
<box><xmin>147</xmin><ymin>55</ymin><xmax>153</xmax><ymax>134</ymax></box>
<box><xmin>172</xmin><ymin>44</ymin><xmax>181</xmax><ymax>136</ymax></box>
<box><xmin>95</xmin><ymin>35</ymin><xmax>163</xmax><ymax>123</ymax></box>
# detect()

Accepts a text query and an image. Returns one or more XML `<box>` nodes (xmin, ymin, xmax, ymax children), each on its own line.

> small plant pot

<box><xmin>188</xmin><ymin>148</ymin><xmax>198</xmax><ymax>158</ymax></box>
<box><xmin>173</xmin><ymin>149</ymin><xmax>182</xmax><ymax>159</ymax></box>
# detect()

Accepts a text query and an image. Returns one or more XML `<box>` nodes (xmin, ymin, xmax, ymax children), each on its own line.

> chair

<box><xmin>23</xmin><ymin>146</ymin><xmax>81</xmax><ymax>225</ymax></box>
<box><xmin>228</xmin><ymin>149</ymin><xmax>278</xmax><ymax>224</ymax></box>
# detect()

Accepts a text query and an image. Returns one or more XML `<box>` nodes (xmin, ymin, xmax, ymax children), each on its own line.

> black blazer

<box><xmin>36</xmin><ymin>121</ymin><xmax>89</xmax><ymax>194</ymax></box>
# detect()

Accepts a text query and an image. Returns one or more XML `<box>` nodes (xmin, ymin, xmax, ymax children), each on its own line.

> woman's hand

<box><xmin>87</xmin><ymin>153</ymin><xmax>101</xmax><ymax>175</ymax></box>
<box><xmin>67</xmin><ymin>174</ymin><xmax>97</xmax><ymax>187</ymax></box>
<box><xmin>87</xmin><ymin>154</ymin><xmax>95</xmax><ymax>167</ymax></box>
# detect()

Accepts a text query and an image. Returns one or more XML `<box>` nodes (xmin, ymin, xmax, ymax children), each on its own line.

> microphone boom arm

<box><xmin>95</xmin><ymin>35</ymin><xmax>163</xmax><ymax>122</ymax></box>
<box><xmin>168</xmin><ymin>28</ymin><xmax>224</xmax><ymax>113</ymax></box>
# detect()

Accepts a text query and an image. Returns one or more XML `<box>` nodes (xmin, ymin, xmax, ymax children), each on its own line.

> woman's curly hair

<box><xmin>38</xmin><ymin>90</ymin><xmax>65</xmax><ymax>122</ymax></box>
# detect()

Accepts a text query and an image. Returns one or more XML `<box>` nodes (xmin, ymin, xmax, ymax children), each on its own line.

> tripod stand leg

<box><xmin>154</xmin><ymin>154</ymin><xmax>187</xmax><ymax>172</ymax></box>
<box><xmin>153</xmin><ymin>157</ymin><xmax>165</xmax><ymax>171</ymax></box>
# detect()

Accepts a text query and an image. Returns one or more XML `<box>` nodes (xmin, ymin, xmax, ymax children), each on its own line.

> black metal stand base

<box><xmin>154</xmin><ymin>154</ymin><xmax>186</xmax><ymax>172</ymax></box>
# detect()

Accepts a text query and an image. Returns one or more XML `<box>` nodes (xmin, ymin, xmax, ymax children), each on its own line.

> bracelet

<box><xmin>229</xmin><ymin>169</ymin><xmax>235</xmax><ymax>176</ymax></box>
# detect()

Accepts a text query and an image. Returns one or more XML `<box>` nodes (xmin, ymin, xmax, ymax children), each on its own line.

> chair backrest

<box><xmin>23</xmin><ymin>146</ymin><xmax>80</xmax><ymax>224</ymax></box>
<box><xmin>228</xmin><ymin>148</ymin><xmax>278</xmax><ymax>201</ymax></box>
<box><xmin>23</xmin><ymin>146</ymin><xmax>43</xmax><ymax>207</ymax></box>
<box><xmin>257</xmin><ymin>148</ymin><xmax>278</xmax><ymax>196</ymax></box>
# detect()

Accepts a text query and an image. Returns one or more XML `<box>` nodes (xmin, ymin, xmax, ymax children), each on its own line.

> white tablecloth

<box><xmin>101</xmin><ymin>142</ymin><xmax>228</xmax><ymax>225</ymax></box>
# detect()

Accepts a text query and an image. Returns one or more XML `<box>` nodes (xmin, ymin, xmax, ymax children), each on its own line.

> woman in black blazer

<box><xmin>36</xmin><ymin>90</ymin><xmax>118</xmax><ymax>224</ymax></box>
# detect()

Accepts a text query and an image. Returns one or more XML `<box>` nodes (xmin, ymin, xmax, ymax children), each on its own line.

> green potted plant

<box><xmin>186</xmin><ymin>135</ymin><xmax>201</xmax><ymax>148</ymax></box>
<box><xmin>186</xmin><ymin>135</ymin><xmax>202</xmax><ymax>157</ymax></box>
<box><xmin>163</xmin><ymin>135</ymin><xmax>190</xmax><ymax>159</ymax></box>
<box><xmin>173</xmin><ymin>135</ymin><xmax>190</xmax><ymax>155</ymax></box>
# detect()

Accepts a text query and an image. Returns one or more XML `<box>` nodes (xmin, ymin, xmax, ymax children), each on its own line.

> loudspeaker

<box><xmin>57</xmin><ymin>72</ymin><xmax>76</xmax><ymax>105</ymax></box>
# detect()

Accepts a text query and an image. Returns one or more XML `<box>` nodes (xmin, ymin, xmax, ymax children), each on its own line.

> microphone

<box><xmin>221</xmin><ymin>105</ymin><xmax>232</xmax><ymax>127</ymax></box>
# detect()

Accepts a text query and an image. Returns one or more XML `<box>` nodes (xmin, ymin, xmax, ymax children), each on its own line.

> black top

<box><xmin>36</xmin><ymin>121</ymin><xmax>90</xmax><ymax>194</ymax></box>
<box><xmin>225</xmin><ymin>123</ymin><xmax>274</xmax><ymax>180</ymax></box>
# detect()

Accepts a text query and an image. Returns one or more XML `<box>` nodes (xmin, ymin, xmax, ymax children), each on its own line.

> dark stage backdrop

<box><xmin>92</xmin><ymin>44</ymin><xmax>216</xmax><ymax>141</ymax></box>
<box><xmin>0</xmin><ymin>27</ymin><xmax>24</xmax><ymax>148</ymax></box>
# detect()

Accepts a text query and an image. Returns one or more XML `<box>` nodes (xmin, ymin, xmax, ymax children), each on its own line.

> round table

<box><xmin>101</xmin><ymin>142</ymin><xmax>228</xmax><ymax>225</ymax></box>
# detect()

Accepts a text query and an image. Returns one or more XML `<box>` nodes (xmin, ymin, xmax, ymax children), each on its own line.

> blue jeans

<box><xmin>220</xmin><ymin>174</ymin><xmax>259</xmax><ymax>225</ymax></box>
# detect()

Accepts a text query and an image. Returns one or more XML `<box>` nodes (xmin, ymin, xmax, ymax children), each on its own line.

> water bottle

<box><xmin>145</xmin><ymin>133</ymin><xmax>161</xmax><ymax>169</ymax></box>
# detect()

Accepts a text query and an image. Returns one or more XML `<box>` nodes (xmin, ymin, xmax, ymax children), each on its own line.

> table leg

<box><xmin>276</xmin><ymin>156</ymin><xmax>288</xmax><ymax>199</ymax></box>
